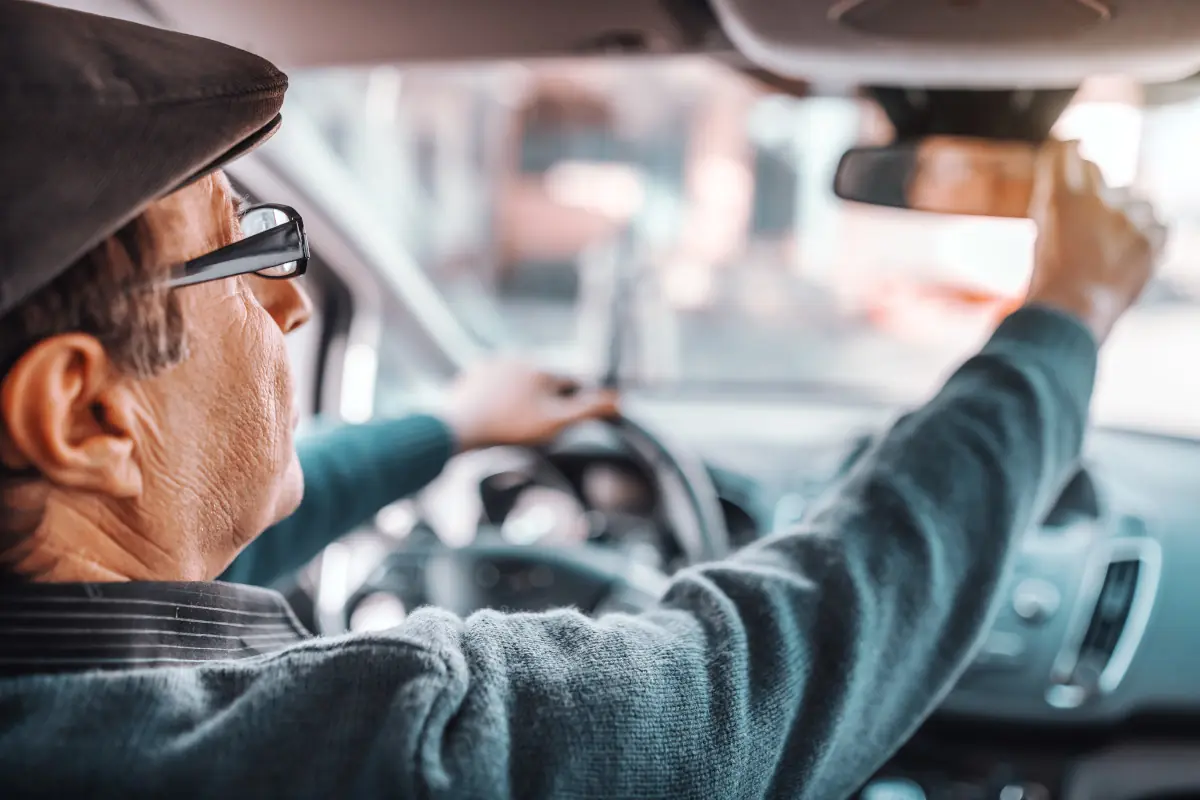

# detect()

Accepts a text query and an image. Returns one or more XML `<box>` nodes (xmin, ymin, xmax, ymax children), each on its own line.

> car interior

<box><xmin>46</xmin><ymin>1</ymin><xmax>1200</xmax><ymax>797</ymax></box>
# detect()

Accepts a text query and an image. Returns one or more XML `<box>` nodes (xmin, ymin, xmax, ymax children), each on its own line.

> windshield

<box><xmin>282</xmin><ymin>59</ymin><xmax>1200</xmax><ymax>438</ymax></box>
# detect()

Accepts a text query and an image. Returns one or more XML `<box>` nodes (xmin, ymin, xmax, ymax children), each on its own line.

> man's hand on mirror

<box><xmin>443</xmin><ymin>358</ymin><xmax>621</xmax><ymax>452</ymax></box>
<box><xmin>1025</xmin><ymin>138</ymin><xmax>1167</xmax><ymax>344</ymax></box>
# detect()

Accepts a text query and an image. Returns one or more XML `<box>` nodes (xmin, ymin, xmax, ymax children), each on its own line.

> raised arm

<box><xmin>399</xmin><ymin>305</ymin><xmax>1097</xmax><ymax>798</ymax></box>
<box><xmin>380</xmin><ymin>142</ymin><xmax>1162</xmax><ymax>797</ymax></box>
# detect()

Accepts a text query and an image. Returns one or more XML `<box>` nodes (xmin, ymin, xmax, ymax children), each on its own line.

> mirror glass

<box><xmin>833</xmin><ymin>136</ymin><xmax>1039</xmax><ymax>218</ymax></box>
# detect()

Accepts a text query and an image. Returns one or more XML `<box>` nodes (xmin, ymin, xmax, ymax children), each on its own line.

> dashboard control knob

<box><xmin>1012</xmin><ymin>578</ymin><xmax>1061</xmax><ymax>624</ymax></box>
<box><xmin>1045</xmin><ymin>682</ymin><xmax>1089</xmax><ymax>709</ymax></box>
<box><xmin>859</xmin><ymin>777</ymin><xmax>926</xmax><ymax>800</ymax></box>
<box><xmin>998</xmin><ymin>783</ymin><xmax>1049</xmax><ymax>800</ymax></box>
<box><xmin>973</xmin><ymin>630</ymin><xmax>1027</xmax><ymax>669</ymax></box>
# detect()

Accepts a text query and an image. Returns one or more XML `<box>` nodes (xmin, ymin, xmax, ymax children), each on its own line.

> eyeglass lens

<box><xmin>241</xmin><ymin>207</ymin><xmax>301</xmax><ymax>278</ymax></box>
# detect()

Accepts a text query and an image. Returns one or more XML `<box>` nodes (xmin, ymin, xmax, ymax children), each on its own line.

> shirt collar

<box><xmin>0</xmin><ymin>581</ymin><xmax>310</xmax><ymax>677</ymax></box>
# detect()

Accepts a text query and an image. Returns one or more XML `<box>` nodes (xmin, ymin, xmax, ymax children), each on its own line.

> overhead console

<box><xmin>709</xmin><ymin>0</ymin><xmax>1200</xmax><ymax>87</ymax></box>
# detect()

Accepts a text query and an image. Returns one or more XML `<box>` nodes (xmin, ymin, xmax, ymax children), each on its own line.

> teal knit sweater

<box><xmin>0</xmin><ymin>307</ymin><xmax>1096</xmax><ymax>799</ymax></box>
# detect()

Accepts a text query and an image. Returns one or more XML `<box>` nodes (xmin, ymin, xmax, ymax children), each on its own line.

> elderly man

<box><xmin>0</xmin><ymin>3</ymin><xmax>1163</xmax><ymax>799</ymax></box>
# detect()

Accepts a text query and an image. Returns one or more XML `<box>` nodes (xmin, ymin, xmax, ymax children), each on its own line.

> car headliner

<box><xmin>43</xmin><ymin>0</ymin><xmax>1200</xmax><ymax>91</ymax></box>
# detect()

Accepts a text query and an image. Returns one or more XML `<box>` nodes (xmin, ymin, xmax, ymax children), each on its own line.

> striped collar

<box><xmin>0</xmin><ymin>581</ymin><xmax>310</xmax><ymax>677</ymax></box>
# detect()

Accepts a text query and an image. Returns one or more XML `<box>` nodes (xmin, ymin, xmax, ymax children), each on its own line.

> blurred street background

<box><xmin>283</xmin><ymin>62</ymin><xmax>1200</xmax><ymax>437</ymax></box>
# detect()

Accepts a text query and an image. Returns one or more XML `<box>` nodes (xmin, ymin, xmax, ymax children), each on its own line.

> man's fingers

<box><xmin>541</xmin><ymin>372</ymin><xmax>583</xmax><ymax>397</ymax></box>
<box><xmin>1082</xmin><ymin>159</ymin><xmax>1105</xmax><ymax>197</ymax></box>
<box><xmin>1029</xmin><ymin>139</ymin><xmax>1064</xmax><ymax>220</ymax></box>
<box><xmin>556</xmin><ymin>389</ymin><xmax>621</xmax><ymax>425</ymax></box>
<box><xmin>1119</xmin><ymin>198</ymin><xmax>1158</xmax><ymax>232</ymax></box>
<box><xmin>1025</xmin><ymin>135</ymin><xmax>1163</xmax><ymax>344</ymax></box>
<box><xmin>1063</xmin><ymin>141</ymin><xmax>1095</xmax><ymax>195</ymax></box>
<box><xmin>1104</xmin><ymin>194</ymin><xmax>1168</xmax><ymax>256</ymax></box>
<box><xmin>1048</xmin><ymin>138</ymin><xmax>1096</xmax><ymax>196</ymax></box>
<box><xmin>1143</xmin><ymin>220</ymin><xmax>1170</xmax><ymax>258</ymax></box>
<box><xmin>529</xmin><ymin>370</ymin><xmax>620</xmax><ymax>427</ymax></box>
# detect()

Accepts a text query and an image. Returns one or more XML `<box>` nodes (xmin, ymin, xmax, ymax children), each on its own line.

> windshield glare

<box><xmin>282</xmin><ymin>60</ymin><xmax>1200</xmax><ymax>438</ymax></box>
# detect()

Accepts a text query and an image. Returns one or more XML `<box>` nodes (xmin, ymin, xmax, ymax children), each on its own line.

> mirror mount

<box><xmin>866</xmin><ymin>86</ymin><xmax>1076</xmax><ymax>141</ymax></box>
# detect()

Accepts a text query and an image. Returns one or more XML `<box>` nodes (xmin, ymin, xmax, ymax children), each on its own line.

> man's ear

<box><xmin>0</xmin><ymin>334</ymin><xmax>144</xmax><ymax>498</ymax></box>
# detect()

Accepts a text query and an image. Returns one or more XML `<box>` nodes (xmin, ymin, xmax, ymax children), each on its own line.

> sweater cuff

<box><xmin>331</xmin><ymin>413</ymin><xmax>457</xmax><ymax>498</ymax></box>
<box><xmin>984</xmin><ymin>303</ymin><xmax>1099</xmax><ymax>408</ymax></box>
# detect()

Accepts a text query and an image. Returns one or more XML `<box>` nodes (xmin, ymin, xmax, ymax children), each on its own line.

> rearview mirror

<box><xmin>833</xmin><ymin>136</ymin><xmax>1038</xmax><ymax>219</ymax></box>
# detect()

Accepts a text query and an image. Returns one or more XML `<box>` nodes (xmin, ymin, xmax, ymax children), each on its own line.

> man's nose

<box><xmin>250</xmin><ymin>275</ymin><xmax>313</xmax><ymax>334</ymax></box>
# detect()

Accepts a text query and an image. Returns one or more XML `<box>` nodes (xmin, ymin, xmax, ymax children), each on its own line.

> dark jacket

<box><xmin>0</xmin><ymin>307</ymin><xmax>1096</xmax><ymax>799</ymax></box>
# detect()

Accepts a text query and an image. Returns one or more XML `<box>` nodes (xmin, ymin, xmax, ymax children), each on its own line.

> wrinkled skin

<box><xmin>0</xmin><ymin>173</ymin><xmax>312</xmax><ymax>581</ymax></box>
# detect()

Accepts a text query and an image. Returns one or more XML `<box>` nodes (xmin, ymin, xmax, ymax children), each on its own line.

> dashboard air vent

<box><xmin>1073</xmin><ymin>559</ymin><xmax>1140</xmax><ymax>684</ymax></box>
<box><xmin>1049</xmin><ymin>539</ymin><xmax>1160</xmax><ymax>708</ymax></box>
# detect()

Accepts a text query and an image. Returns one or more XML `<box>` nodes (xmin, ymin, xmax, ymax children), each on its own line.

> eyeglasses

<box><xmin>165</xmin><ymin>203</ymin><xmax>309</xmax><ymax>289</ymax></box>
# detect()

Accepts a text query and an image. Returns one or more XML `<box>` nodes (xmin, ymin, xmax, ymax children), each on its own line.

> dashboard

<box><xmin>489</xmin><ymin>414</ymin><xmax>1200</xmax><ymax>799</ymax></box>
<box><xmin>307</xmin><ymin>396</ymin><xmax>1200</xmax><ymax>800</ymax></box>
<box><xmin>676</xmin><ymin>418</ymin><xmax>1200</xmax><ymax>800</ymax></box>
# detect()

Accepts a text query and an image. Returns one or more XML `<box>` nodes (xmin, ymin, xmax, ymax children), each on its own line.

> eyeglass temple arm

<box><xmin>167</xmin><ymin>222</ymin><xmax>304</xmax><ymax>288</ymax></box>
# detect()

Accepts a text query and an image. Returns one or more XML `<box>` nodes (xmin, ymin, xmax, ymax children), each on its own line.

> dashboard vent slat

<box><xmin>1050</xmin><ymin>539</ymin><xmax>1160</xmax><ymax>706</ymax></box>
<box><xmin>1075</xmin><ymin>559</ymin><xmax>1140</xmax><ymax>678</ymax></box>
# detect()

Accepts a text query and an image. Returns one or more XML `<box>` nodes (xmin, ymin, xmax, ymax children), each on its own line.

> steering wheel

<box><xmin>315</xmin><ymin>413</ymin><xmax>731</xmax><ymax>634</ymax></box>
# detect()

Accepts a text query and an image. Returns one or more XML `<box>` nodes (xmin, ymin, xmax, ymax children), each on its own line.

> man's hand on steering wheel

<box><xmin>323</xmin><ymin>359</ymin><xmax>727</xmax><ymax>631</ymax></box>
<box><xmin>443</xmin><ymin>359</ymin><xmax>621</xmax><ymax>452</ymax></box>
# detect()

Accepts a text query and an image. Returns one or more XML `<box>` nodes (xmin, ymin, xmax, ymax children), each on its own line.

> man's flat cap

<box><xmin>0</xmin><ymin>0</ymin><xmax>288</xmax><ymax>316</ymax></box>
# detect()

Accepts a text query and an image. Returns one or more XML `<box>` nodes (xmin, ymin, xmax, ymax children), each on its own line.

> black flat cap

<box><xmin>0</xmin><ymin>0</ymin><xmax>288</xmax><ymax>316</ymax></box>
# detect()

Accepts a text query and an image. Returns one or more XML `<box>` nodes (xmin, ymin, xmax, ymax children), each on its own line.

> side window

<box><xmin>284</xmin><ymin>256</ymin><xmax>348</xmax><ymax>425</ymax></box>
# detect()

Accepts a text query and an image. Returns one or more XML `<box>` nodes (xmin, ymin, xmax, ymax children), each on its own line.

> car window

<box><xmin>278</xmin><ymin>60</ymin><xmax>1200</xmax><ymax>438</ymax></box>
